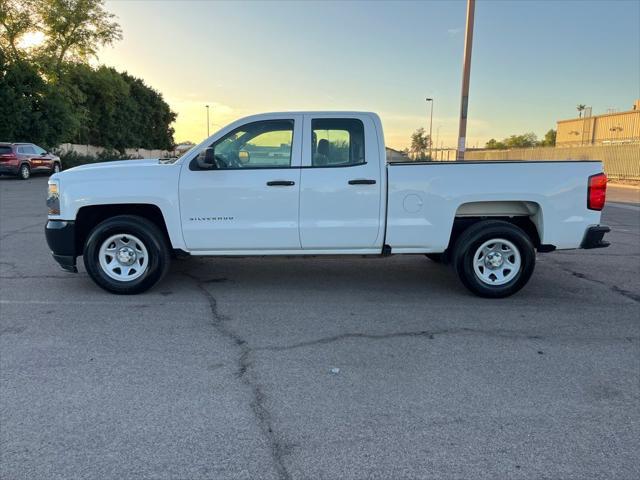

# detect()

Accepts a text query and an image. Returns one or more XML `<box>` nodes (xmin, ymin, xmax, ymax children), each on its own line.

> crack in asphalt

<box><xmin>256</xmin><ymin>329</ymin><xmax>455</xmax><ymax>351</ymax></box>
<box><xmin>254</xmin><ymin>328</ymin><xmax>639</xmax><ymax>352</ymax></box>
<box><xmin>549</xmin><ymin>259</ymin><xmax>640</xmax><ymax>303</ymax></box>
<box><xmin>0</xmin><ymin>221</ymin><xmax>44</xmax><ymax>241</ymax></box>
<box><xmin>182</xmin><ymin>272</ymin><xmax>292</xmax><ymax>480</ymax></box>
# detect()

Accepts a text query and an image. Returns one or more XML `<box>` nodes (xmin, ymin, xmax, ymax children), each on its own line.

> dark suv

<box><xmin>0</xmin><ymin>143</ymin><xmax>61</xmax><ymax>180</ymax></box>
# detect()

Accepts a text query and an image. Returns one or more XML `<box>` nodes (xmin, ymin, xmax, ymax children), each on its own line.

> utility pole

<box><xmin>426</xmin><ymin>98</ymin><xmax>434</xmax><ymax>159</ymax></box>
<box><xmin>205</xmin><ymin>105</ymin><xmax>210</xmax><ymax>137</ymax></box>
<box><xmin>456</xmin><ymin>0</ymin><xmax>475</xmax><ymax>161</ymax></box>
<box><xmin>435</xmin><ymin>125</ymin><xmax>441</xmax><ymax>161</ymax></box>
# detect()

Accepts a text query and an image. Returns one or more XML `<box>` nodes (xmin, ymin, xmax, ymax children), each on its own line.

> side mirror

<box><xmin>238</xmin><ymin>150</ymin><xmax>250</xmax><ymax>164</ymax></box>
<box><xmin>196</xmin><ymin>147</ymin><xmax>217</xmax><ymax>169</ymax></box>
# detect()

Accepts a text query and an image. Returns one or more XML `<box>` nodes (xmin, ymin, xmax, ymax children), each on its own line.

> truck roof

<box><xmin>239</xmin><ymin>111</ymin><xmax>379</xmax><ymax>118</ymax></box>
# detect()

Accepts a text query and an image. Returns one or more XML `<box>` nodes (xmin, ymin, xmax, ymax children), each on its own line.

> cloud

<box><xmin>447</xmin><ymin>28</ymin><xmax>462</xmax><ymax>36</ymax></box>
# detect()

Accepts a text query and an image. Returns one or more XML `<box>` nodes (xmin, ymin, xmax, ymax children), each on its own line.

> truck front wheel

<box><xmin>83</xmin><ymin>215</ymin><xmax>170</xmax><ymax>294</ymax></box>
<box><xmin>453</xmin><ymin>220</ymin><xmax>535</xmax><ymax>298</ymax></box>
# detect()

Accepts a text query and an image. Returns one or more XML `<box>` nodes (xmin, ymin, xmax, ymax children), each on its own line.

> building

<box><xmin>556</xmin><ymin>100</ymin><xmax>640</xmax><ymax>146</ymax></box>
<box><xmin>386</xmin><ymin>147</ymin><xmax>410</xmax><ymax>162</ymax></box>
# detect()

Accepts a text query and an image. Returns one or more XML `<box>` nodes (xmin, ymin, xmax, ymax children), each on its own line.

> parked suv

<box><xmin>0</xmin><ymin>143</ymin><xmax>61</xmax><ymax>180</ymax></box>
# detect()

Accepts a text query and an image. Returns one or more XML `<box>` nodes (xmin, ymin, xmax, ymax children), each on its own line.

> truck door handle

<box><xmin>266</xmin><ymin>180</ymin><xmax>295</xmax><ymax>186</ymax></box>
<box><xmin>348</xmin><ymin>179</ymin><xmax>376</xmax><ymax>185</ymax></box>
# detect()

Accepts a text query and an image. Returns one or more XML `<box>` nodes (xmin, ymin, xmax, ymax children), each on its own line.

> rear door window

<box><xmin>311</xmin><ymin>119</ymin><xmax>365</xmax><ymax>167</ymax></box>
<box><xmin>0</xmin><ymin>146</ymin><xmax>12</xmax><ymax>155</ymax></box>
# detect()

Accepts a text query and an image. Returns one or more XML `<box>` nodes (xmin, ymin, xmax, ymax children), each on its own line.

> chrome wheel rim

<box><xmin>53</xmin><ymin>164</ymin><xmax>60</xmax><ymax>173</ymax></box>
<box><xmin>20</xmin><ymin>166</ymin><xmax>29</xmax><ymax>179</ymax></box>
<box><xmin>98</xmin><ymin>233</ymin><xmax>149</xmax><ymax>282</ymax></box>
<box><xmin>472</xmin><ymin>238</ymin><xmax>521</xmax><ymax>286</ymax></box>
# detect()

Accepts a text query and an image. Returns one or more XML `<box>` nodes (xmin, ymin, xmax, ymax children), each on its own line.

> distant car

<box><xmin>0</xmin><ymin>143</ymin><xmax>61</xmax><ymax>180</ymax></box>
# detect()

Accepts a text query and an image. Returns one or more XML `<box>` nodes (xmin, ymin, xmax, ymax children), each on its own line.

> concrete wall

<box><xmin>57</xmin><ymin>143</ymin><xmax>173</xmax><ymax>159</ymax></box>
<box><xmin>465</xmin><ymin>144</ymin><xmax>640</xmax><ymax>180</ymax></box>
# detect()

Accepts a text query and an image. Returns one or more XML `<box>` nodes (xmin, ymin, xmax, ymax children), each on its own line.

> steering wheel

<box><xmin>225</xmin><ymin>151</ymin><xmax>243</xmax><ymax>169</ymax></box>
<box><xmin>213</xmin><ymin>151</ymin><xmax>242</xmax><ymax>169</ymax></box>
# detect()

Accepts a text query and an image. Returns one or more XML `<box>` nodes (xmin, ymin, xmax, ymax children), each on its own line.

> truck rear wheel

<box><xmin>83</xmin><ymin>215</ymin><xmax>170</xmax><ymax>294</ymax></box>
<box><xmin>453</xmin><ymin>220</ymin><xmax>535</xmax><ymax>298</ymax></box>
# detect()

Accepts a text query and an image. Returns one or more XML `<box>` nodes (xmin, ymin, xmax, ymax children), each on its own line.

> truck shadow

<box><xmin>169</xmin><ymin>254</ymin><xmax>465</xmax><ymax>298</ymax></box>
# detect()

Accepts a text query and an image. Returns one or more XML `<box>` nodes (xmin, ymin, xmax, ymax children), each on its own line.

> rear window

<box><xmin>0</xmin><ymin>146</ymin><xmax>13</xmax><ymax>155</ymax></box>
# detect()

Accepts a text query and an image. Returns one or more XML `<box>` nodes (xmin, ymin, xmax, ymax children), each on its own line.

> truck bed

<box><xmin>385</xmin><ymin>160</ymin><xmax>603</xmax><ymax>252</ymax></box>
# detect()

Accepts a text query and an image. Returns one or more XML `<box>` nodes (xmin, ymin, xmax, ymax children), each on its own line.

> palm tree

<box><xmin>576</xmin><ymin>104</ymin><xmax>586</xmax><ymax>118</ymax></box>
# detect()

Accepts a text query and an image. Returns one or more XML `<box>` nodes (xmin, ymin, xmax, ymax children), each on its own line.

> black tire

<box><xmin>83</xmin><ymin>215</ymin><xmax>170</xmax><ymax>294</ymax></box>
<box><xmin>453</xmin><ymin>220</ymin><xmax>535</xmax><ymax>298</ymax></box>
<box><xmin>19</xmin><ymin>164</ymin><xmax>30</xmax><ymax>180</ymax></box>
<box><xmin>425</xmin><ymin>252</ymin><xmax>449</xmax><ymax>264</ymax></box>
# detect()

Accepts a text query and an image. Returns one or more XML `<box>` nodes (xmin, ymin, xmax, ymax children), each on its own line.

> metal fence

<box><xmin>464</xmin><ymin>144</ymin><xmax>640</xmax><ymax>180</ymax></box>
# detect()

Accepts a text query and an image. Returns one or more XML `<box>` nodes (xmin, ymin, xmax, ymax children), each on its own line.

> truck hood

<box><xmin>66</xmin><ymin>159</ymin><xmax>163</xmax><ymax>172</ymax></box>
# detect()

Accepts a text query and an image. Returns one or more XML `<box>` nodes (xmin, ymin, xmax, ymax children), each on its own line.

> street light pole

<box><xmin>205</xmin><ymin>104</ymin><xmax>210</xmax><ymax>137</ymax></box>
<box><xmin>426</xmin><ymin>98</ymin><xmax>434</xmax><ymax>159</ymax></box>
<box><xmin>456</xmin><ymin>0</ymin><xmax>475</xmax><ymax>161</ymax></box>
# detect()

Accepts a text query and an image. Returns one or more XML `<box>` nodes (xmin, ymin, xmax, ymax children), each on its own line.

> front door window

<box><xmin>196</xmin><ymin>120</ymin><xmax>294</xmax><ymax>170</ymax></box>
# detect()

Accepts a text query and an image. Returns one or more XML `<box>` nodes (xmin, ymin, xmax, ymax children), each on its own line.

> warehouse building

<box><xmin>556</xmin><ymin>100</ymin><xmax>640</xmax><ymax>146</ymax></box>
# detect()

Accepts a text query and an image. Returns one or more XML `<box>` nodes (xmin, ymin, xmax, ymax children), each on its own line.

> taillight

<box><xmin>587</xmin><ymin>173</ymin><xmax>607</xmax><ymax>211</ymax></box>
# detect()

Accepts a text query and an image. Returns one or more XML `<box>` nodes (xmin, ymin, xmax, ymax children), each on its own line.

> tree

<box><xmin>0</xmin><ymin>50</ymin><xmax>78</xmax><ymax>146</ymax></box>
<box><xmin>0</xmin><ymin>0</ymin><xmax>175</xmax><ymax>150</ymax></box>
<box><xmin>0</xmin><ymin>0</ymin><xmax>36</xmax><ymax>61</ymax></box>
<box><xmin>576</xmin><ymin>104</ymin><xmax>586</xmax><ymax>118</ymax></box>
<box><xmin>61</xmin><ymin>64</ymin><xmax>175</xmax><ymax>151</ymax></box>
<box><xmin>410</xmin><ymin>127</ymin><xmax>431</xmax><ymax>160</ymax></box>
<box><xmin>36</xmin><ymin>0</ymin><xmax>122</xmax><ymax>73</ymax></box>
<box><xmin>503</xmin><ymin>132</ymin><xmax>538</xmax><ymax>149</ymax></box>
<box><xmin>539</xmin><ymin>129</ymin><xmax>556</xmax><ymax>147</ymax></box>
<box><xmin>485</xmin><ymin>138</ymin><xmax>506</xmax><ymax>150</ymax></box>
<box><xmin>485</xmin><ymin>131</ymin><xmax>555</xmax><ymax>150</ymax></box>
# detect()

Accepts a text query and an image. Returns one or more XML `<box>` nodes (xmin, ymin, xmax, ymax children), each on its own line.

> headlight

<box><xmin>47</xmin><ymin>182</ymin><xmax>60</xmax><ymax>215</ymax></box>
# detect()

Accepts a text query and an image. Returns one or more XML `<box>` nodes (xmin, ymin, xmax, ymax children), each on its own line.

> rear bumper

<box><xmin>0</xmin><ymin>164</ymin><xmax>19</xmax><ymax>175</ymax></box>
<box><xmin>45</xmin><ymin>220</ymin><xmax>78</xmax><ymax>272</ymax></box>
<box><xmin>581</xmin><ymin>225</ymin><xmax>610</xmax><ymax>249</ymax></box>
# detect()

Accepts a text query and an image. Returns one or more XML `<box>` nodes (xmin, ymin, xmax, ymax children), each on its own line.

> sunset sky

<box><xmin>98</xmin><ymin>0</ymin><xmax>640</xmax><ymax>149</ymax></box>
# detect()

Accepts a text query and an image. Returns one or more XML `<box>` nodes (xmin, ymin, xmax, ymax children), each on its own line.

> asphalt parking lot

<box><xmin>1</xmin><ymin>175</ymin><xmax>639</xmax><ymax>480</ymax></box>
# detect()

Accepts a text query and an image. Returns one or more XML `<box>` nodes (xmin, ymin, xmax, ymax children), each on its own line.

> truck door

<box><xmin>299</xmin><ymin>115</ymin><xmax>384</xmax><ymax>249</ymax></box>
<box><xmin>179</xmin><ymin>116</ymin><xmax>303</xmax><ymax>251</ymax></box>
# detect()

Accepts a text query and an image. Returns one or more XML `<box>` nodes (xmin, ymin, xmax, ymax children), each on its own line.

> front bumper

<box><xmin>581</xmin><ymin>225</ymin><xmax>610</xmax><ymax>249</ymax></box>
<box><xmin>45</xmin><ymin>220</ymin><xmax>78</xmax><ymax>272</ymax></box>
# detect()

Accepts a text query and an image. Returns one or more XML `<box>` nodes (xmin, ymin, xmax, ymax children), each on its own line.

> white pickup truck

<box><xmin>45</xmin><ymin>111</ymin><xmax>610</xmax><ymax>297</ymax></box>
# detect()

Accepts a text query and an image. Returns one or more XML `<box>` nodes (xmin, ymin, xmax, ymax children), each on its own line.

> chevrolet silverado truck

<box><xmin>45</xmin><ymin>112</ymin><xmax>610</xmax><ymax>297</ymax></box>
